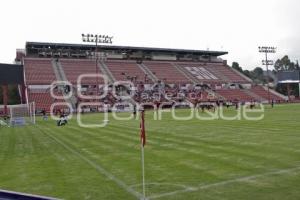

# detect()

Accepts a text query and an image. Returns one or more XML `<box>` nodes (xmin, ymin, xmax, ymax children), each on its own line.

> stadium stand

<box><xmin>215</xmin><ymin>89</ymin><xmax>254</xmax><ymax>101</ymax></box>
<box><xmin>24</xmin><ymin>58</ymin><xmax>56</xmax><ymax>85</ymax></box>
<box><xmin>104</xmin><ymin>60</ymin><xmax>148</xmax><ymax>83</ymax></box>
<box><xmin>175</xmin><ymin>62</ymin><xmax>250</xmax><ymax>83</ymax></box>
<box><xmin>143</xmin><ymin>61</ymin><xmax>191</xmax><ymax>83</ymax></box>
<box><xmin>21</xmin><ymin>42</ymin><xmax>287</xmax><ymax>112</ymax></box>
<box><xmin>250</xmin><ymin>85</ymin><xmax>284</xmax><ymax>102</ymax></box>
<box><xmin>60</xmin><ymin>59</ymin><xmax>104</xmax><ymax>85</ymax></box>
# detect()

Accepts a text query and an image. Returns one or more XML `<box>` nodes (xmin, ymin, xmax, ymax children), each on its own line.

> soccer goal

<box><xmin>0</xmin><ymin>102</ymin><xmax>36</xmax><ymax>126</ymax></box>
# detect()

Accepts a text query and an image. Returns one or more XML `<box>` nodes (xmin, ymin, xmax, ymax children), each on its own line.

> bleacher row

<box><xmin>23</xmin><ymin>58</ymin><xmax>285</xmax><ymax>111</ymax></box>
<box><xmin>24</xmin><ymin>58</ymin><xmax>251</xmax><ymax>84</ymax></box>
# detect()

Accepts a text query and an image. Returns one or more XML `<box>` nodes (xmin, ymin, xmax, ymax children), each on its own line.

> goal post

<box><xmin>0</xmin><ymin>102</ymin><xmax>36</xmax><ymax>126</ymax></box>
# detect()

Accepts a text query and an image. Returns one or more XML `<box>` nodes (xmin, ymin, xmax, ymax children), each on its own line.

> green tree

<box><xmin>274</xmin><ymin>55</ymin><xmax>296</xmax><ymax>71</ymax></box>
<box><xmin>232</xmin><ymin>62</ymin><xmax>243</xmax><ymax>73</ymax></box>
<box><xmin>231</xmin><ymin>62</ymin><xmax>252</xmax><ymax>78</ymax></box>
<box><xmin>243</xmin><ymin>70</ymin><xmax>251</xmax><ymax>78</ymax></box>
<box><xmin>251</xmin><ymin>67</ymin><xmax>265</xmax><ymax>83</ymax></box>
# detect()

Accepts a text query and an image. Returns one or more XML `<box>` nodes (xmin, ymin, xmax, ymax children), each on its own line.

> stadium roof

<box><xmin>25</xmin><ymin>41</ymin><xmax>228</xmax><ymax>57</ymax></box>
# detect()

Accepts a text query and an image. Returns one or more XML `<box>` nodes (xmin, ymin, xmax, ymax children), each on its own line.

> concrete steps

<box><xmin>171</xmin><ymin>63</ymin><xmax>199</xmax><ymax>84</ymax></box>
<box><xmin>242</xmin><ymin>89</ymin><xmax>267</xmax><ymax>102</ymax></box>
<box><xmin>98</xmin><ymin>61</ymin><xmax>116</xmax><ymax>83</ymax></box>
<box><xmin>137</xmin><ymin>63</ymin><xmax>158</xmax><ymax>83</ymax></box>
<box><xmin>51</xmin><ymin>59</ymin><xmax>77</xmax><ymax>110</ymax></box>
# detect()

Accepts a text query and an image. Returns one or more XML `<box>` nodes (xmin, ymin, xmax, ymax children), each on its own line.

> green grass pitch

<box><xmin>0</xmin><ymin>104</ymin><xmax>300</xmax><ymax>200</ymax></box>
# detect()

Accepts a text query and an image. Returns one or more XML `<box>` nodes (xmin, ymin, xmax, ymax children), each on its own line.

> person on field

<box><xmin>41</xmin><ymin>109</ymin><xmax>48</xmax><ymax>120</ymax></box>
<box><xmin>133</xmin><ymin>104</ymin><xmax>137</xmax><ymax>119</ymax></box>
<box><xmin>57</xmin><ymin>112</ymin><xmax>68</xmax><ymax>126</ymax></box>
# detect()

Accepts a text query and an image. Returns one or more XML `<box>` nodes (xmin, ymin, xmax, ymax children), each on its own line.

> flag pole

<box><xmin>140</xmin><ymin>109</ymin><xmax>146</xmax><ymax>200</ymax></box>
<box><xmin>141</xmin><ymin>142</ymin><xmax>146</xmax><ymax>200</ymax></box>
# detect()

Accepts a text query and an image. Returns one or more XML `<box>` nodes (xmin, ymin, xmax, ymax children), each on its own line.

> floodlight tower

<box><xmin>81</xmin><ymin>34</ymin><xmax>113</xmax><ymax>107</ymax></box>
<box><xmin>258</xmin><ymin>46</ymin><xmax>276</xmax><ymax>104</ymax></box>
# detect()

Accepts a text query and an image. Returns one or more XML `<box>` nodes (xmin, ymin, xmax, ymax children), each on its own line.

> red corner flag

<box><xmin>140</xmin><ymin>110</ymin><xmax>146</xmax><ymax>147</ymax></box>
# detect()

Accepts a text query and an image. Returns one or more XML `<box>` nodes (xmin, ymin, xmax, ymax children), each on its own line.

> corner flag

<box><xmin>140</xmin><ymin>109</ymin><xmax>146</xmax><ymax>199</ymax></box>
<box><xmin>140</xmin><ymin>110</ymin><xmax>146</xmax><ymax>146</ymax></box>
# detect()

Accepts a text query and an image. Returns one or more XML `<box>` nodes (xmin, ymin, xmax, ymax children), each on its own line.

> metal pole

<box><xmin>265</xmin><ymin>52</ymin><xmax>271</xmax><ymax>104</ymax></box>
<box><xmin>82</xmin><ymin>34</ymin><xmax>113</xmax><ymax>111</ymax></box>
<box><xmin>29</xmin><ymin>102</ymin><xmax>32</xmax><ymax>124</ymax></box>
<box><xmin>95</xmin><ymin>36</ymin><xmax>99</xmax><ymax>111</ymax></box>
<box><xmin>33</xmin><ymin>102</ymin><xmax>36</xmax><ymax>124</ymax></box>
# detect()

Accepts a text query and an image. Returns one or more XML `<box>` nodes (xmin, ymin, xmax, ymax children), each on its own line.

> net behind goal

<box><xmin>0</xmin><ymin>102</ymin><xmax>36</xmax><ymax>126</ymax></box>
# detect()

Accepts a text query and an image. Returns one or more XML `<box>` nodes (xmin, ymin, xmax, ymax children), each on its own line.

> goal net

<box><xmin>0</xmin><ymin>102</ymin><xmax>36</xmax><ymax>126</ymax></box>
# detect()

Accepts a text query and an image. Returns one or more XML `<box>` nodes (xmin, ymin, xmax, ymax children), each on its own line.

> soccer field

<box><xmin>0</xmin><ymin>104</ymin><xmax>300</xmax><ymax>200</ymax></box>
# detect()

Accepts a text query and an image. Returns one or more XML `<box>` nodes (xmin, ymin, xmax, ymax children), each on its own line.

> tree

<box><xmin>296</xmin><ymin>60</ymin><xmax>300</xmax><ymax>70</ymax></box>
<box><xmin>232</xmin><ymin>62</ymin><xmax>243</xmax><ymax>73</ymax></box>
<box><xmin>274</xmin><ymin>55</ymin><xmax>296</xmax><ymax>71</ymax></box>
<box><xmin>243</xmin><ymin>70</ymin><xmax>251</xmax><ymax>78</ymax></box>
<box><xmin>231</xmin><ymin>62</ymin><xmax>252</xmax><ymax>78</ymax></box>
<box><xmin>251</xmin><ymin>67</ymin><xmax>265</xmax><ymax>82</ymax></box>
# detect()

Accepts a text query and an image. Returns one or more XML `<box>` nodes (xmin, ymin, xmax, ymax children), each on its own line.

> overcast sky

<box><xmin>0</xmin><ymin>0</ymin><xmax>299</xmax><ymax>70</ymax></box>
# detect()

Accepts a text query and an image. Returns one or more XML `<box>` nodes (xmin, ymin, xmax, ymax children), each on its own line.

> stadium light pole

<box><xmin>81</xmin><ymin>34</ymin><xmax>113</xmax><ymax>109</ymax></box>
<box><xmin>258</xmin><ymin>46</ymin><xmax>276</xmax><ymax>104</ymax></box>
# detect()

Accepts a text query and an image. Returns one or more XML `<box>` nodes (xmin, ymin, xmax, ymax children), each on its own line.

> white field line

<box><xmin>129</xmin><ymin>182</ymin><xmax>191</xmax><ymax>190</ymax></box>
<box><xmin>148</xmin><ymin>166</ymin><xmax>300</xmax><ymax>199</ymax></box>
<box><xmin>40</xmin><ymin>123</ymin><xmax>299</xmax><ymax>200</ymax></box>
<box><xmin>66</xmin><ymin>125</ymin><xmax>221</xmax><ymax>159</ymax></box>
<box><xmin>113</xmin><ymin>123</ymin><xmax>297</xmax><ymax>160</ymax></box>
<box><xmin>65</xmin><ymin>124</ymin><xmax>289</xmax><ymax>173</ymax></box>
<box><xmin>40</xmin><ymin>127</ymin><xmax>143</xmax><ymax>200</ymax></box>
<box><xmin>63</xmin><ymin>125</ymin><xmax>264</xmax><ymax>178</ymax></box>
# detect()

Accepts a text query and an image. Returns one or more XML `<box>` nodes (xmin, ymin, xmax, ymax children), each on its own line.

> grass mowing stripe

<box><xmin>113</xmin><ymin>120</ymin><xmax>300</xmax><ymax>157</ymax></box>
<box><xmin>60</xmin><ymin>123</ymin><xmax>279</xmax><ymax>182</ymax></box>
<box><xmin>54</xmin><ymin>125</ymin><xmax>223</xmax><ymax>182</ymax></box>
<box><xmin>148</xmin><ymin>166</ymin><xmax>300</xmax><ymax>199</ymax></box>
<box><xmin>47</xmin><ymin>125</ymin><xmax>225</xmax><ymax>195</ymax></box>
<box><xmin>107</xmin><ymin>123</ymin><xmax>297</xmax><ymax>169</ymax></box>
<box><xmin>63</xmin><ymin>125</ymin><xmax>256</xmax><ymax>171</ymax></box>
<box><xmin>1</xmin><ymin>104</ymin><xmax>299</xmax><ymax>199</ymax></box>
<box><xmin>40</xmin><ymin>122</ymin><xmax>258</xmax><ymax>195</ymax></box>
<box><xmin>37</xmin><ymin>125</ymin><xmax>143</xmax><ymax>200</ymax></box>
